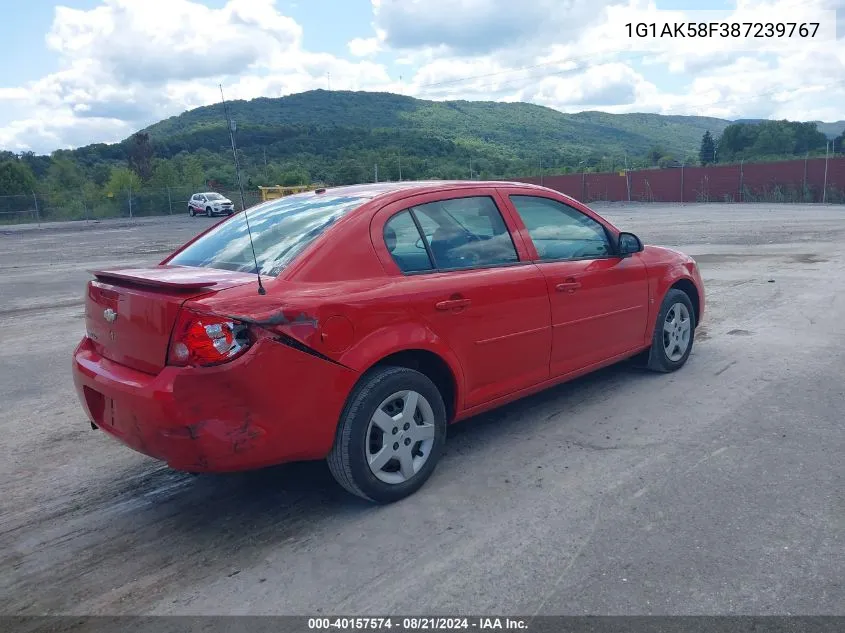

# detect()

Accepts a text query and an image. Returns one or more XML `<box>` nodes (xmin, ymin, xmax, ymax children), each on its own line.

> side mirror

<box><xmin>618</xmin><ymin>232</ymin><xmax>643</xmax><ymax>257</ymax></box>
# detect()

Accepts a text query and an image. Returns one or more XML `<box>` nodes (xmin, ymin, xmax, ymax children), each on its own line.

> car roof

<box><xmin>294</xmin><ymin>180</ymin><xmax>552</xmax><ymax>201</ymax></box>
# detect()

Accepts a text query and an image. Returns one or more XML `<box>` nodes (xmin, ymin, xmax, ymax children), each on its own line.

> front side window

<box><xmin>169</xmin><ymin>194</ymin><xmax>366</xmax><ymax>275</ymax></box>
<box><xmin>510</xmin><ymin>195</ymin><xmax>612</xmax><ymax>261</ymax></box>
<box><xmin>407</xmin><ymin>196</ymin><xmax>519</xmax><ymax>271</ymax></box>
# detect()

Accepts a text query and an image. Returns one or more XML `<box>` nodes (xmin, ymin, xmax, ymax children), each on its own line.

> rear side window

<box><xmin>384</xmin><ymin>211</ymin><xmax>434</xmax><ymax>273</ymax></box>
<box><xmin>509</xmin><ymin>195</ymin><xmax>612</xmax><ymax>261</ymax></box>
<box><xmin>391</xmin><ymin>196</ymin><xmax>518</xmax><ymax>272</ymax></box>
<box><xmin>169</xmin><ymin>194</ymin><xmax>366</xmax><ymax>275</ymax></box>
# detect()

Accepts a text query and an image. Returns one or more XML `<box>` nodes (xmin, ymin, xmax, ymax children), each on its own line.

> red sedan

<box><xmin>72</xmin><ymin>181</ymin><xmax>704</xmax><ymax>503</ymax></box>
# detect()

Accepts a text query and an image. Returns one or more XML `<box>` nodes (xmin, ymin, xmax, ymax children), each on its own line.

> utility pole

<box><xmin>469</xmin><ymin>156</ymin><xmax>473</xmax><ymax>180</ymax></box>
<box><xmin>327</xmin><ymin>73</ymin><xmax>331</xmax><ymax>90</ymax></box>
<box><xmin>32</xmin><ymin>190</ymin><xmax>40</xmax><ymax>227</ymax></box>
<box><xmin>803</xmin><ymin>151</ymin><xmax>809</xmax><ymax>200</ymax></box>
<box><xmin>375</xmin><ymin>164</ymin><xmax>378</xmax><ymax>183</ymax></box>
<box><xmin>823</xmin><ymin>141</ymin><xmax>830</xmax><ymax>203</ymax></box>
<box><xmin>81</xmin><ymin>186</ymin><xmax>89</xmax><ymax>222</ymax></box>
<box><xmin>398</xmin><ymin>152</ymin><xmax>402</xmax><ymax>181</ymax></box>
<box><xmin>128</xmin><ymin>183</ymin><xmax>133</xmax><ymax>219</ymax></box>
<box><xmin>539</xmin><ymin>155</ymin><xmax>543</xmax><ymax>186</ymax></box>
<box><xmin>166</xmin><ymin>185</ymin><xmax>173</xmax><ymax>214</ymax></box>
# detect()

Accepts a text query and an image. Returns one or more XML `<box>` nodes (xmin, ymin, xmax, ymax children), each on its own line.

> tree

<box><xmin>657</xmin><ymin>154</ymin><xmax>678</xmax><ymax>169</ymax></box>
<box><xmin>149</xmin><ymin>159</ymin><xmax>180</xmax><ymax>189</ymax></box>
<box><xmin>178</xmin><ymin>155</ymin><xmax>205</xmax><ymax>189</ymax></box>
<box><xmin>128</xmin><ymin>132</ymin><xmax>154</xmax><ymax>181</ymax></box>
<box><xmin>46</xmin><ymin>157</ymin><xmax>85</xmax><ymax>191</ymax></box>
<box><xmin>648</xmin><ymin>146</ymin><xmax>665</xmax><ymax>166</ymax></box>
<box><xmin>835</xmin><ymin>129</ymin><xmax>845</xmax><ymax>154</ymax></box>
<box><xmin>0</xmin><ymin>160</ymin><xmax>37</xmax><ymax>196</ymax></box>
<box><xmin>751</xmin><ymin>121</ymin><xmax>796</xmax><ymax>156</ymax></box>
<box><xmin>106</xmin><ymin>167</ymin><xmax>141</xmax><ymax>195</ymax></box>
<box><xmin>19</xmin><ymin>151</ymin><xmax>52</xmax><ymax>179</ymax></box>
<box><xmin>699</xmin><ymin>130</ymin><xmax>716</xmax><ymax>165</ymax></box>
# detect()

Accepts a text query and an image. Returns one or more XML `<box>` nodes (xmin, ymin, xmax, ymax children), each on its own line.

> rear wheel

<box><xmin>328</xmin><ymin>366</ymin><xmax>446</xmax><ymax>504</ymax></box>
<box><xmin>646</xmin><ymin>288</ymin><xmax>696</xmax><ymax>372</ymax></box>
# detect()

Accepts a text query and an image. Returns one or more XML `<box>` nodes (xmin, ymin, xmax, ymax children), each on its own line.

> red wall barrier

<box><xmin>515</xmin><ymin>157</ymin><xmax>845</xmax><ymax>203</ymax></box>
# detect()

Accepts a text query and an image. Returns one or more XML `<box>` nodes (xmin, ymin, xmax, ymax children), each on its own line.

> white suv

<box><xmin>188</xmin><ymin>192</ymin><xmax>235</xmax><ymax>217</ymax></box>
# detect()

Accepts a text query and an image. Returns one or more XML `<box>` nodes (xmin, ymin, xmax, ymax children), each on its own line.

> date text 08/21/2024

<box><xmin>307</xmin><ymin>617</ymin><xmax>528</xmax><ymax>630</ymax></box>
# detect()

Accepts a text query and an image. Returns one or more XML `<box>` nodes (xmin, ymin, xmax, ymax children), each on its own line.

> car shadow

<box><xmin>10</xmin><ymin>357</ymin><xmax>689</xmax><ymax>613</ymax></box>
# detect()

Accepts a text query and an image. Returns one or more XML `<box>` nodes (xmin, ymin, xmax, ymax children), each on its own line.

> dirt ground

<box><xmin>2</xmin><ymin>203</ymin><xmax>844</xmax><ymax>616</ymax></box>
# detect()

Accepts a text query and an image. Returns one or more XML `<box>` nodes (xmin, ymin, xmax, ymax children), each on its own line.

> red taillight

<box><xmin>167</xmin><ymin>309</ymin><xmax>251</xmax><ymax>367</ymax></box>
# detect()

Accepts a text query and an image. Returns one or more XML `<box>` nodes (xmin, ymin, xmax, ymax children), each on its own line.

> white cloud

<box><xmin>374</xmin><ymin>0</ymin><xmax>844</xmax><ymax>121</ymax></box>
<box><xmin>373</xmin><ymin>0</ymin><xmax>616</xmax><ymax>55</ymax></box>
<box><xmin>0</xmin><ymin>0</ymin><xmax>391</xmax><ymax>152</ymax></box>
<box><xmin>2</xmin><ymin>0</ymin><xmax>844</xmax><ymax>154</ymax></box>
<box><xmin>348</xmin><ymin>36</ymin><xmax>382</xmax><ymax>57</ymax></box>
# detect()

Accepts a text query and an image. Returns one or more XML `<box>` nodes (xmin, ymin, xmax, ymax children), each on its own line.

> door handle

<box><xmin>556</xmin><ymin>280</ymin><xmax>582</xmax><ymax>293</ymax></box>
<box><xmin>436</xmin><ymin>298</ymin><xmax>472</xmax><ymax>311</ymax></box>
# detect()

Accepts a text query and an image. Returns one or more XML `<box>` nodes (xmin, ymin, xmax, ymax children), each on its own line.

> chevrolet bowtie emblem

<box><xmin>103</xmin><ymin>308</ymin><xmax>118</xmax><ymax>323</ymax></box>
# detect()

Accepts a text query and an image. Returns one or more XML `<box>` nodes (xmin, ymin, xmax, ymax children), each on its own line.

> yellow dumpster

<box><xmin>258</xmin><ymin>185</ymin><xmax>316</xmax><ymax>202</ymax></box>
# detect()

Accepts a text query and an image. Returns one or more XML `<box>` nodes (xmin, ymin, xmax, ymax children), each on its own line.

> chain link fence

<box><xmin>3</xmin><ymin>156</ymin><xmax>844</xmax><ymax>226</ymax></box>
<box><xmin>0</xmin><ymin>186</ymin><xmax>262</xmax><ymax>225</ymax></box>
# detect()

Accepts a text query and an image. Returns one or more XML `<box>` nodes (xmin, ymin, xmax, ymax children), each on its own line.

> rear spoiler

<box><xmin>88</xmin><ymin>266</ymin><xmax>248</xmax><ymax>291</ymax></box>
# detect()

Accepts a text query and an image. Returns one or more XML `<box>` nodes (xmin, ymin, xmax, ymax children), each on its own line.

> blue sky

<box><xmin>0</xmin><ymin>0</ymin><xmax>842</xmax><ymax>153</ymax></box>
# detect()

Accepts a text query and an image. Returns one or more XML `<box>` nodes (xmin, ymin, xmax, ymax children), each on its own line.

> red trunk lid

<box><xmin>84</xmin><ymin>266</ymin><xmax>256</xmax><ymax>374</ymax></box>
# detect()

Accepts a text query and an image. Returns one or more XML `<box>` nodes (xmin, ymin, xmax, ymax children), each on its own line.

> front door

<box><xmin>503</xmin><ymin>193</ymin><xmax>650</xmax><ymax>378</ymax></box>
<box><xmin>375</xmin><ymin>191</ymin><xmax>552</xmax><ymax>409</ymax></box>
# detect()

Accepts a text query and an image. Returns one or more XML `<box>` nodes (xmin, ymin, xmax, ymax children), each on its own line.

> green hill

<box><xmin>7</xmin><ymin>90</ymin><xmax>842</xmax><ymax>200</ymax></box>
<box><xmin>137</xmin><ymin>89</ymin><xmax>730</xmax><ymax>175</ymax></box>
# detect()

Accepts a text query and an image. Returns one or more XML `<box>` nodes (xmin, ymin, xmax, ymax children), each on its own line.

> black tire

<box><xmin>206</xmin><ymin>206</ymin><xmax>213</xmax><ymax>217</ymax></box>
<box><xmin>188</xmin><ymin>206</ymin><xmax>195</xmax><ymax>217</ymax></box>
<box><xmin>328</xmin><ymin>366</ymin><xmax>447</xmax><ymax>504</ymax></box>
<box><xmin>646</xmin><ymin>288</ymin><xmax>696</xmax><ymax>373</ymax></box>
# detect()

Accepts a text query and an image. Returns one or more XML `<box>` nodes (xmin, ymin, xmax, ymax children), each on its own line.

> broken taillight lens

<box><xmin>167</xmin><ymin>309</ymin><xmax>251</xmax><ymax>367</ymax></box>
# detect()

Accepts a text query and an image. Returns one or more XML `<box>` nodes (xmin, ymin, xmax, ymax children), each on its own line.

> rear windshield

<box><xmin>169</xmin><ymin>194</ymin><xmax>366</xmax><ymax>275</ymax></box>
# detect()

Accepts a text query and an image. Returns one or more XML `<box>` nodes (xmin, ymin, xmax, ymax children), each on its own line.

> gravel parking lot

<box><xmin>2</xmin><ymin>203</ymin><xmax>844</xmax><ymax>616</ymax></box>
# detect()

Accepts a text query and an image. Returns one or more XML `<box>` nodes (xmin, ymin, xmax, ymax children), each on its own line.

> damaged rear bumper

<box><xmin>71</xmin><ymin>336</ymin><xmax>358</xmax><ymax>472</ymax></box>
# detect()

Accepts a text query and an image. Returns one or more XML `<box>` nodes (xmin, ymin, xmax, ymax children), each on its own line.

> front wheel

<box><xmin>328</xmin><ymin>366</ymin><xmax>447</xmax><ymax>504</ymax></box>
<box><xmin>206</xmin><ymin>207</ymin><xmax>213</xmax><ymax>217</ymax></box>
<box><xmin>646</xmin><ymin>288</ymin><xmax>696</xmax><ymax>372</ymax></box>
<box><xmin>188</xmin><ymin>206</ymin><xmax>195</xmax><ymax>217</ymax></box>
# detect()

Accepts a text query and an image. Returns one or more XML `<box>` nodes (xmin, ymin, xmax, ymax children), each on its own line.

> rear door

<box><xmin>500</xmin><ymin>190</ymin><xmax>649</xmax><ymax>378</ymax></box>
<box><xmin>372</xmin><ymin>189</ymin><xmax>552</xmax><ymax>409</ymax></box>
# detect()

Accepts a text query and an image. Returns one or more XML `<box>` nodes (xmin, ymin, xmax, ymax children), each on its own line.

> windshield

<box><xmin>169</xmin><ymin>194</ymin><xmax>366</xmax><ymax>276</ymax></box>
<box><xmin>205</xmin><ymin>193</ymin><xmax>225</xmax><ymax>201</ymax></box>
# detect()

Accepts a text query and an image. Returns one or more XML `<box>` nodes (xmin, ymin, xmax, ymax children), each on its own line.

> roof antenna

<box><xmin>220</xmin><ymin>84</ymin><xmax>266</xmax><ymax>295</ymax></box>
